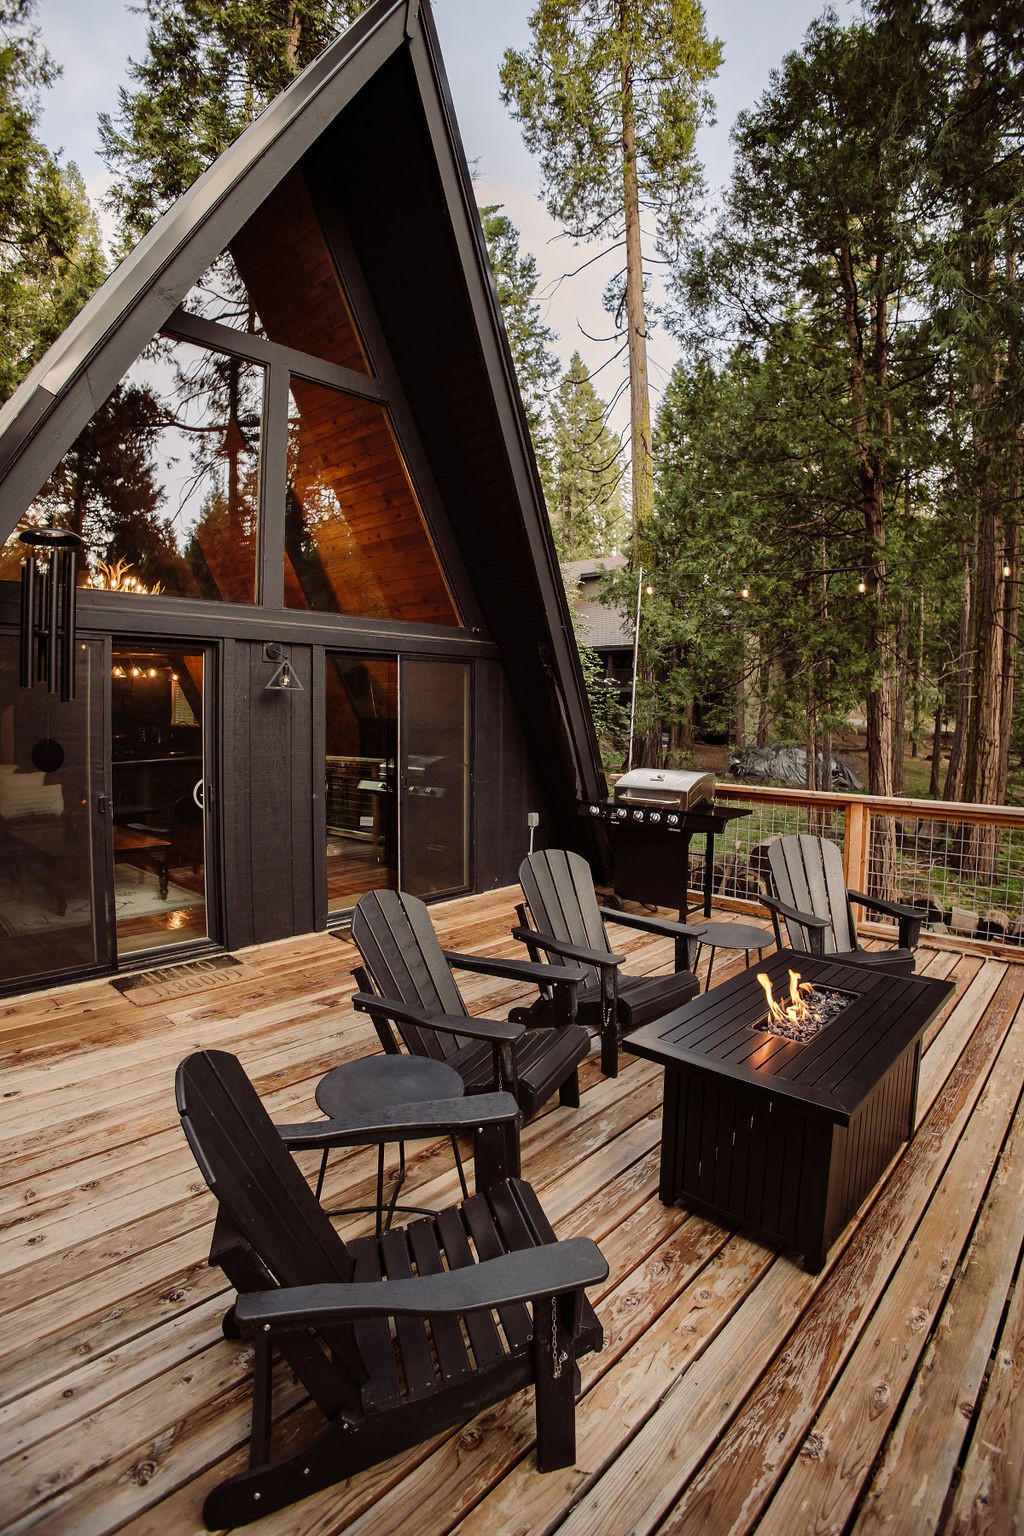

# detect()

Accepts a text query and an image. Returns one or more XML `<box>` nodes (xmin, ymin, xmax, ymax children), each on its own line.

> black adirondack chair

<box><xmin>350</xmin><ymin>888</ymin><xmax>591</xmax><ymax>1117</ymax></box>
<box><xmin>177</xmin><ymin>1050</ymin><xmax>607</xmax><ymax>1529</ymax></box>
<box><xmin>757</xmin><ymin>834</ymin><xmax>923</xmax><ymax>974</ymax></box>
<box><xmin>513</xmin><ymin>849</ymin><xmax>703</xmax><ymax>1078</ymax></box>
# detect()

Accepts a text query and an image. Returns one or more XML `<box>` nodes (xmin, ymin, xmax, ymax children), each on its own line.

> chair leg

<box><xmin>558</xmin><ymin>1069</ymin><xmax>580</xmax><ymax>1109</ymax></box>
<box><xmin>451</xmin><ymin>1136</ymin><xmax>469</xmax><ymax>1200</ymax></box>
<box><xmin>533</xmin><ymin>1293</ymin><xmax>579</xmax><ymax>1471</ymax></box>
<box><xmin>600</xmin><ymin>1025</ymin><xmax>619</xmax><ymax>1079</ymax></box>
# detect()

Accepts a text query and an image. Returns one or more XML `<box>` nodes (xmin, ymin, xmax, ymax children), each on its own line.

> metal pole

<box><xmin>627</xmin><ymin>565</ymin><xmax>643</xmax><ymax>772</ymax></box>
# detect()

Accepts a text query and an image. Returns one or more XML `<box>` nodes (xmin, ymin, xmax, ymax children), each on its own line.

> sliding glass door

<box><xmin>400</xmin><ymin>659</ymin><xmax>470</xmax><ymax>900</ymax></box>
<box><xmin>110</xmin><ymin>642</ymin><xmax>211</xmax><ymax>955</ymax></box>
<box><xmin>0</xmin><ymin>634</ymin><xmax>108</xmax><ymax>989</ymax></box>
<box><xmin>323</xmin><ymin>653</ymin><xmax>470</xmax><ymax>913</ymax></box>
<box><xmin>324</xmin><ymin>653</ymin><xmax>399</xmax><ymax>915</ymax></box>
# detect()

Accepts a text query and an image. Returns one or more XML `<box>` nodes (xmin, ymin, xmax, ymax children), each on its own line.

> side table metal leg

<box><xmin>704</xmin><ymin>948</ymin><xmax>717</xmax><ymax>991</ymax></box>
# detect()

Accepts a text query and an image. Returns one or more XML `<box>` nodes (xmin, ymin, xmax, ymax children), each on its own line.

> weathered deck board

<box><xmin>0</xmin><ymin>894</ymin><xmax>1020</xmax><ymax>1536</ymax></box>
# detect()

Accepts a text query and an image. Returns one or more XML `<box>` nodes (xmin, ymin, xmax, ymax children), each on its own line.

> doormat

<box><xmin>111</xmin><ymin>954</ymin><xmax>244</xmax><ymax>1003</ymax></box>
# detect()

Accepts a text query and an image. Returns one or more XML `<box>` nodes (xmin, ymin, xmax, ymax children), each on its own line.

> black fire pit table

<box><xmin>626</xmin><ymin>949</ymin><xmax>955</xmax><ymax>1271</ymax></box>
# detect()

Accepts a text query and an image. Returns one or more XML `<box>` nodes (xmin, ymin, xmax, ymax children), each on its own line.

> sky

<box><xmin>32</xmin><ymin>0</ymin><xmax>846</xmax><ymax>431</ymax></box>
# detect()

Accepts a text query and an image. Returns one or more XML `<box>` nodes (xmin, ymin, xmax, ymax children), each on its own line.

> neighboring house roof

<box><xmin>0</xmin><ymin>0</ymin><xmax>606</xmax><ymax>823</ymax></box>
<box><xmin>563</xmin><ymin>555</ymin><xmax>632</xmax><ymax>649</ymax></box>
<box><xmin>561</xmin><ymin>555</ymin><xmax>627</xmax><ymax>586</ymax></box>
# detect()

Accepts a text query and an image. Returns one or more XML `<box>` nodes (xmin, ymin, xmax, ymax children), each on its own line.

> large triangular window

<box><xmin>2</xmin><ymin>170</ymin><xmax>460</xmax><ymax>626</ymax></box>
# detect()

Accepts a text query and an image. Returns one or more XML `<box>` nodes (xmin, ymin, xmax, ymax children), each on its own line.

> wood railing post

<box><xmin>844</xmin><ymin>799</ymin><xmax>871</xmax><ymax>895</ymax></box>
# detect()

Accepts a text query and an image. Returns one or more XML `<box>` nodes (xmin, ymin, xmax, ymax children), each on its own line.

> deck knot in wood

<box><xmin>870</xmin><ymin>1380</ymin><xmax>892</xmax><ymax>1417</ymax></box>
<box><xmin>799</xmin><ymin>1430</ymin><xmax>830</xmax><ymax>1461</ymax></box>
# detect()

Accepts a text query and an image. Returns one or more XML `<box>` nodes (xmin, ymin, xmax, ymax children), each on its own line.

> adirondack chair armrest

<box><xmin>443</xmin><ymin>949</ymin><xmax>586</xmax><ymax>990</ymax></box>
<box><xmin>351</xmin><ymin>991</ymin><xmax>524</xmax><ymax>1043</ymax></box>
<box><xmin>275</xmin><ymin>1090</ymin><xmax>521</xmax><ymax>1149</ymax></box>
<box><xmin>510</xmin><ymin>925</ymin><xmax>625</xmax><ymax>969</ymax></box>
<box><xmin>598</xmin><ymin>908</ymin><xmax>704</xmax><ymax>942</ymax></box>
<box><xmin>599</xmin><ymin>907</ymin><xmax>704</xmax><ymax>969</ymax></box>
<box><xmin>847</xmin><ymin>889</ymin><xmax>924</xmax><ymax>947</ymax></box>
<box><xmin>233</xmin><ymin>1237</ymin><xmax>609</xmax><ymax>1332</ymax></box>
<box><xmin>759</xmin><ymin>893</ymin><xmax>830</xmax><ymax>931</ymax></box>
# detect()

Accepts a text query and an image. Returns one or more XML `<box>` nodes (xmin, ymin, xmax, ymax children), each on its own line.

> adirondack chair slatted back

<box><xmin>518</xmin><ymin>849</ymin><xmax>610</xmax><ymax>991</ymax></box>
<box><xmin>765</xmin><ymin>835</ymin><xmax>856</xmax><ymax>955</ymax></box>
<box><xmin>176</xmin><ymin>1049</ymin><xmax>369</xmax><ymax>1397</ymax></box>
<box><xmin>351</xmin><ymin>889</ymin><xmax>472</xmax><ymax>1062</ymax></box>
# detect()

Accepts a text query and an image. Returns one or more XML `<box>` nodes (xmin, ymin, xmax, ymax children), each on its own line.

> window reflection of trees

<box><xmin>3</xmin><ymin>335</ymin><xmax>264</xmax><ymax>604</ymax></box>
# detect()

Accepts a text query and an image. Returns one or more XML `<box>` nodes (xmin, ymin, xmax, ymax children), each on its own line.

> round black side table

<box><xmin>314</xmin><ymin>1055</ymin><xmax>467</xmax><ymax>1234</ymax></box>
<box><xmin>691</xmin><ymin>921</ymin><xmax>775</xmax><ymax>992</ymax></box>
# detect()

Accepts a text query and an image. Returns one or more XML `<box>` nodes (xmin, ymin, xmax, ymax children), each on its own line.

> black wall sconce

<box><xmin>18</xmin><ymin>527</ymin><xmax>86</xmax><ymax>702</ymax></box>
<box><xmin>263</xmin><ymin>642</ymin><xmax>304</xmax><ymax>692</ymax></box>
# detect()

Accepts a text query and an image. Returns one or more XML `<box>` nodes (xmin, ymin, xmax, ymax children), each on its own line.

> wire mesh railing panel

<box><xmin>690</xmin><ymin>801</ymin><xmax>848</xmax><ymax>904</ymax></box>
<box><xmin>869</xmin><ymin>811</ymin><xmax>1024</xmax><ymax>945</ymax></box>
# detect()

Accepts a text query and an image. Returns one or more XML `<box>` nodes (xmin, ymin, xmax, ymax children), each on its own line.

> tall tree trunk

<box><xmin>620</xmin><ymin>15</ymin><xmax>653</xmax><ymax>540</ymax></box>
<box><xmin>944</xmin><ymin>527</ymin><xmax>974</xmax><ymax>802</ymax></box>
<box><xmin>929</xmin><ymin>697</ymin><xmax>944</xmax><ymax>798</ymax></box>
<box><xmin>892</xmin><ymin>593</ymin><xmax>909</xmax><ymax>795</ymax></box>
<box><xmin>756</xmin><ymin>653</ymin><xmax>771</xmax><ymax>746</ymax></box>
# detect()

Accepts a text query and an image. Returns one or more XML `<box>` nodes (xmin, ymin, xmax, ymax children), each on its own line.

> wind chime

<box><xmin>17</xmin><ymin>527</ymin><xmax>87</xmax><ymax>703</ymax></box>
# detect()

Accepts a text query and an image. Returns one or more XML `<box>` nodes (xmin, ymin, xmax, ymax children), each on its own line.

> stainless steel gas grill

<box><xmin>613</xmin><ymin>767</ymin><xmax>716</xmax><ymax>814</ymax></box>
<box><xmin>579</xmin><ymin>768</ymin><xmax>751</xmax><ymax>920</ymax></box>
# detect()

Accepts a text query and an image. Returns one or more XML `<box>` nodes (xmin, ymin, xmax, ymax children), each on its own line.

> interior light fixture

<box><xmin>263</xmin><ymin>642</ymin><xmax>304</xmax><ymax>692</ymax></box>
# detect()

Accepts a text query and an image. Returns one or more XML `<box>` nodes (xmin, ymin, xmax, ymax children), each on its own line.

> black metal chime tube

<box><xmin>17</xmin><ymin>528</ymin><xmax>85</xmax><ymax>703</ymax></box>
<box><xmin>46</xmin><ymin>545</ymin><xmax>61</xmax><ymax>694</ymax></box>
<box><xmin>59</xmin><ymin>546</ymin><xmax>79</xmax><ymax>702</ymax></box>
<box><xmin>18</xmin><ymin>557</ymin><xmax>36</xmax><ymax>688</ymax></box>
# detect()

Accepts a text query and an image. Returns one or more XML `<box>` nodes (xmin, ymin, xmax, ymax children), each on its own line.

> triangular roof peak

<box><xmin>0</xmin><ymin>0</ymin><xmax>416</xmax><ymax>493</ymax></box>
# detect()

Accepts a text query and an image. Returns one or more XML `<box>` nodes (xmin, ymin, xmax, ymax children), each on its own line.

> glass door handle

<box><xmin>192</xmin><ymin>779</ymin><xmax>205</xmax><ymax>810</ymax></box>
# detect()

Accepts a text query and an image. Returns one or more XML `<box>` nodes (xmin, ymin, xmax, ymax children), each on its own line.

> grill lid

<box><xmin>614</xmin><ymin>768</ymin><xmax>715</xmax><ymax>810</ymax></box>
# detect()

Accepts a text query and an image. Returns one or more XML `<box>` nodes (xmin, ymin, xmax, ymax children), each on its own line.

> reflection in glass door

<box><xmin>0</xmin><ymin>634</ymin><xmax>107</xmax><ymax>989</ymax></box>
<box><xmin>400</xmin><ymin>660</ymin><xmax>470</xmax><ymax>900</ymax></box>
<box><xmin>110</xmin><ymin>643</ymin><xmax>209</xmax><ymax>955</ymax></box>
<box><xmin>324</xmin><ymin>653</ymin><xmax>398</xmax><ymax>914</ymax></box>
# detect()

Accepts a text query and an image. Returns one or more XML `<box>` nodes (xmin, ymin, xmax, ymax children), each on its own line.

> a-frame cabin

<box><xmin>0</xmin><ymin>0</ymin><xmax>605</xmax><ymax>995</ymax></box>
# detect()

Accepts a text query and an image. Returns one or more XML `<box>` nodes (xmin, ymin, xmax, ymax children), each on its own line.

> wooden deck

<box><xmin>1</xmin><ymin>889</ymin><xmax>1022</xmax><ymax>1535</ymax></box>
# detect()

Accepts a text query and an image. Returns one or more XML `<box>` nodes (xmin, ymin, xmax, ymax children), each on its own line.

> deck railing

<box><xmin>704</xmin><ymin>783</ymin><xmax>1024</xmax><ymax>949</ymax></box>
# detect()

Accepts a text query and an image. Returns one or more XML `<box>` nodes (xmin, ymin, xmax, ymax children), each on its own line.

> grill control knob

<box><xmin>616</xmin><ymin>808</ymin><xmax>628</xmax><ymax>819</ymax></box>
<box><xmin>632</xmin><ymin>809</ymin><xmax>644</xmax><ymax>821</ymax></box>
<box><xmin>589</xmin><ymin>803</ymin><xmax>602</xmax><ymax>815</ymax></box>
<box><xmin>667</xmin><ymin>813</ymin><xmax>679</xmax><ymax>826</ymax></box>
<box><xmin>649</xmin><ymin>812</ymin><xmax>661</xmax><ymax>824</ymax></box>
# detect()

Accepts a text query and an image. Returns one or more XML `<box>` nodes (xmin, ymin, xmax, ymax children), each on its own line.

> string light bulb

<box><xmin>858</xmin><ymin>577</ymin><xmax>867</xmax><ymax>594</ymax></box>
<box><xmin>739</xmin><ymin>582</ymin><xmax>750</xmax><ymax>600</ymax></box>
<box><xmin>644</xmin><ymin>582</ymin><xmax>654</xmax><ymax>597</ymax></box>
<box><xmin>1003</xmin><ymin>559</ymin><xmax>1012</xmax><ymax>579</ymax></box>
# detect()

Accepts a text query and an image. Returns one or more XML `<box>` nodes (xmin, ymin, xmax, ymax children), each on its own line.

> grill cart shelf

<box><xmin>626</xmin><ymin>950</ymin><xmax>955</xmax><ymax>1271</ymax></box>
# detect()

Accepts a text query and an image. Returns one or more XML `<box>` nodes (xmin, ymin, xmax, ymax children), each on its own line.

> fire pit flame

<box><xmin>756</xmin><ymin>968</ymin><xmax>815</xmax><ymax>1027</ymax></box>
<box><xmin>753</xmin><ymin>969</ymin><xmax>854</xmax><ymax>1043</ymax></box>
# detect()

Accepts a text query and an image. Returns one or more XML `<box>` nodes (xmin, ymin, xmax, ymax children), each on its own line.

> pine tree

<box><xmin>99</xmin><ymin>0</ymin><xmax>365</xmax><ymax>246</ymax></box>
<box><xmin>500</xmin><ymin>1</ymin><xmax>721</xmax><ymax>555</ymax></box>
<box><xmin>479</xmin><ymin>205</ymin><xmax>559</xmax><ymax>481</ymax></box>
<box><xmin>0</xmin><ymin>0</ymin><xmax>105</xmax><ymax>401</ymax></box>
<box><xmin>677</xmin><ymin>13</ymin><xmax>934</xmax><ymax>817</ymax></box>
<box><xmin>547</xmin><ymin>352</ymin><xmax>624</xmax><ymax>559</ymax></box>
